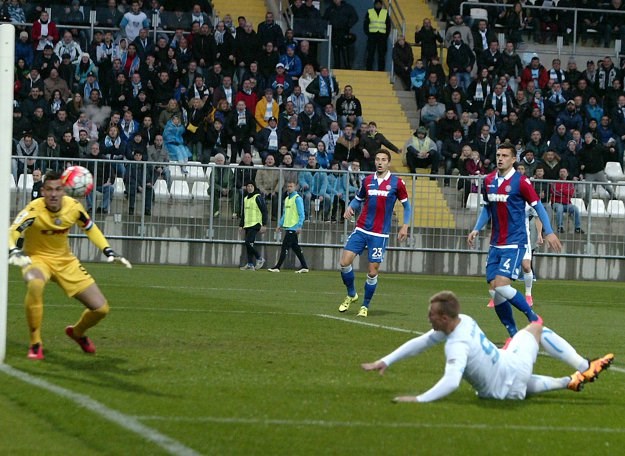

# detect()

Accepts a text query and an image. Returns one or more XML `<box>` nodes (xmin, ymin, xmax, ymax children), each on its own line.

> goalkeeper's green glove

<box><xmin>103</xmin><ymin>247</ymin><xmax>132</xmax><ymax>269</ymax></box>
<box><xmin>8</xmin><ymin>248</ymin><xmax>32</xmax><ymax>268</ymax></box>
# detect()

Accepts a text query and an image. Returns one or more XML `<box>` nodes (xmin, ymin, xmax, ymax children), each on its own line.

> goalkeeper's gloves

<box><xmin>103</xmin><ymin>247</ymin><xmax>132</xmax><ymax>269</ymax></box>
<box><xmin>8</xmin><ymin>248</ymin><xmax>32</xmax><ymax>267</ymax></box>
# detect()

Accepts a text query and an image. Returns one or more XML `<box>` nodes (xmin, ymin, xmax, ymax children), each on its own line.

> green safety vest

<box><xmin>243</xmin><ymin>193</ymin><xmax>262</xmax><ymax>228</ymax></box>
<box><xmin>283</xmin><ymin>193</ymin><xmax>301</xmax><ymax>228</ymax></box>
<box><xmin>368</xmin><ymin>8</ymin><xmax>388</xmax><ymax>34</ymax></box>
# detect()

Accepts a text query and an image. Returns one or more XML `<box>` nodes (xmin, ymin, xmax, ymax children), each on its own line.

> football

<box><xmin>61</xmin><ymin>166</ymin><xmax>94</xmax><ymax>197</ymax></box>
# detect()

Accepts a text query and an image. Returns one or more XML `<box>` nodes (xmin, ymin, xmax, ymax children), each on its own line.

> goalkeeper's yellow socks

<box><xmin>72</xmin><ymin>302</ymin><xmax>110</xmax><ymax>337</ymax></box>
<box><xmin>25</xmin><ymin>278</ymin><xmax>45</xmax><ymax>345</ymax></box>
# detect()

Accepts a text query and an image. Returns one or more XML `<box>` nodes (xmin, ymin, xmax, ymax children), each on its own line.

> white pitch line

<box><xmin>316</xmin><ymin>314</ymin><xmax>424</xmax><ymax>335</ymax></box>
<box><xmin>0</xmin><ymin>364</ymin><xmax>202</xmax><ymax>456</ymax></box>
<box><xmin>132</xmin><ymin>415</ymin><xmax>625</xmax><ymax>434</ymax></box>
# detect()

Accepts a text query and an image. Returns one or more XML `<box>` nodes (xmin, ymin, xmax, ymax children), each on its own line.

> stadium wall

<box><xmin>71</xmin><ymin>237</ymin><xmax>625</xmax><ymax>281</ymax></box>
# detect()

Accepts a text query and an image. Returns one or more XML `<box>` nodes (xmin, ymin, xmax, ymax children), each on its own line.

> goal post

<box><xmin>0</xmin><ymin>24</ymin><xmax>16</xmax><ymax>363</ymax></box>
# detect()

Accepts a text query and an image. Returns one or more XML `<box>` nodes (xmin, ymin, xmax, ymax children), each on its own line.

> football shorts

<box><xmin>344</xmin><ymin>229</ymin><xmax>388</xmax><ymax>263</ymax></box>
<box><xmin>24</xmin><ymin>255</ymin><xmax>95</xmax><ymax>297</ymax></box>
<box><xmin>485</xmin><ymin>246</ymin><xmax>525</xmax><ymax>283</ymax></box>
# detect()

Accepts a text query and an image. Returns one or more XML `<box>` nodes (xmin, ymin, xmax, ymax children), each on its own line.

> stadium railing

<box><xmin>10</xmin><ymin>158</ymin><xmax>625</xmax><ymax>261</ymax></box>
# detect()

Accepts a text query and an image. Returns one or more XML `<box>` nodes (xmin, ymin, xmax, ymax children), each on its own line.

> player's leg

<box><xmin>271</xmin><ymin>231</ymin><xmax>292</xmax><ymax>270</ymax></box>
<box><xmin>521</xmin><ymin>256</ymin><xmax>534</xmax><ymax>306</ymax></box>
<box><xmin>68</xmin><ymin>283</ymin><xmax>109</xmax><ymax>353</ymax></box>
<box><xmin>359</xmin><ymin>262</ymin><xmax>381</xmax><ymax>317</ymax></box>
<box><xmin>339</xmin><ymin>231</ymin><xmax>365</xmax><ymax>311</ymax></box>
<box><xmin>360</xmin><ymin>235</ymin><xmax>387</xmax><ymax>315</ymax></box>
<box><xmin>22</xmin><ymin>265</ymin><xmax>50</xmax><ymax>359</ymax></box>
<box><xmin>486</xmin><ymin>248</ymin><xmax>518</xmax><ymax>336</ymax></box>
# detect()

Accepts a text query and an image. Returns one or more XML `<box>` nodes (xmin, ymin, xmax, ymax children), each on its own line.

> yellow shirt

<box><xmin>9</xmin><ymin>196</ymin><xmax>110</xmax><ymax>258</ymax></box>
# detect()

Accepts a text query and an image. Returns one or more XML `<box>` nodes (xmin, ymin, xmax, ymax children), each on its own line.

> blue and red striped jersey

<box><xmin>482</xmin><ymin>169</ymin><xmax>540</xmax><ymax>246</ymax></box>
<box><xmin>354</xmin><ymin>172</ymin><xmax>409</xmax><ymax>237</ymax></box>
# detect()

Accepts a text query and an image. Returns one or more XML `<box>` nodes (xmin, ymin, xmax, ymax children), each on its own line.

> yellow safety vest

<box><xmin>243</xmin><ymin>193</ymin><xmax>262</xmax><ymax>228</ymax></box>
<box><xmin>368</xmin><ymin>8</ymin><xmax>388</xmax><ymax>34</ymax></box>
<box><xmin>283</xmin><ymin>193</ymin><xmax>301</xmax><ymax>228</ymax></box>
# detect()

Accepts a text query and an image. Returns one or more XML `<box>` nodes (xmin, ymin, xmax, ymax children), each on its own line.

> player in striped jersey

<box><xmin>467</xmin><ymin>142</ymin><xmax>561</xmax><ymax>338</ymax></box>
<box><xmin>338</xmin><ymin>149</ymin><xmax>411</xmax><ymax>317</ymax></box>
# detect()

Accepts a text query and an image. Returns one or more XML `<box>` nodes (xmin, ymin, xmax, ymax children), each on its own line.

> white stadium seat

<box><xmin>186</xmin><ymin>162</ymin><xmax>205</xmax><ymax>182</ymax></box>
<box><xmin>113</xmin><ymin>177</ymin><xmax>126</xmax><ymax>199</ymax></box>
<box><xmin>170</xmin><ymin>180</ymin><xmax>191</xmax><ymax>200</ymax></box>
<box><xmin>607</xmin><ymin>200</ymin><xmax>625</xmax><ymax>218</ymax></box>
<box><xmin>588</xmin><ymin>199</ymin><xmax>607</xmax><ymax>217</ymax></box>
<box><xmin>17</xmin><ymin>174</ymin><xmax>33</xmax><ymax>193</ymax></box>
<box><xmin>153</xmin><ymin>179</ymin><xmax>170</xmax><ymax>201</ymax></box>
<box><xmin>571</xmin><ymin>198</ymin><xmax>588</xmax><ymax>216</ymax></box>
<box><xmin>616</xmin><ymin>185</ymin><xmax>625</xmax><ymax>200</ymax></box>
<box><xmin>191</xmin><ymin>181</ymin><xmax>210</xmax><ymax>200</ymax></box>
<box><xmin>466</xmin><ymin>193</ymin><xmax>484</xmax><ymax>210</ymax></box>
<box><xmin>605</xmin><ymin>162</ymin><xmax>625</xmax><ymax>181</ymax></box>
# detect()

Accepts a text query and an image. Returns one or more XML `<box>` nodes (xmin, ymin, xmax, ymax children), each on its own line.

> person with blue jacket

<box><xmin>298</xmin><ymin>154</ymin><xmax>330</xmax><ymax>220</ymax></box>
<box><xmin>268</xmin><ymin>180</ymin><xmax>309</xmax><ymax>273</ymax></box>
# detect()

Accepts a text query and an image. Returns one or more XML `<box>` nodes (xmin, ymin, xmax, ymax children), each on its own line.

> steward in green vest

<box><xmin>364</xmin><ymin>0</ymin><xmax>390</xmax><ymax>71</ymax></box>
<box><xmin>239</xmin><ymin>181</ymin><xmax>268</xmax><ymax>270</ymax></box>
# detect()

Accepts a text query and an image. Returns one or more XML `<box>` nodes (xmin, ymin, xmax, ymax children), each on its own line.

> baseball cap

<box><xmin>87</xmin><ymin>71</ymin><xmax>96</xmax><ymax>77</ymax></box>
<box><xmin>268</xmin><ymin>116</ymin><xmax>277</xmax><ymax>122</ymax></box>
<box><xmin>275</xmin><ymin>63</ymin><xmax>285</xmax><ymax>69</ymax></box>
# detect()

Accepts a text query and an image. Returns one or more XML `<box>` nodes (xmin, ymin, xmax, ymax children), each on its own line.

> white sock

<box><xmin>541</xmin><ymin>327</ymin><xmax>589</xmax><ymax>372</ymax></box>
<box><xmin>526</xmin><ymin>375</ymin><xmax>570</xmax><ymax>394</ymax></box>
<box><xmin>524</xmin><ymin>271</ymin><xmax>533</xmax><ymax>296</ymax></box>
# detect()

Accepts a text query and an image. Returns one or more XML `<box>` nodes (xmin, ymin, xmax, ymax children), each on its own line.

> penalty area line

<box><xmin>132</xmin><ymin>415</ymin><xmax>625</xmax><ymax>434</ymax></box>
<box><xmin>0</xmin><ymin>364</ymin><xmax>201</xmax><ymax>456</ymax></box>
<box><xmin>316</xmin><ymin>314</ymin><xmax>424</xmax><ymax>335</ymax></box>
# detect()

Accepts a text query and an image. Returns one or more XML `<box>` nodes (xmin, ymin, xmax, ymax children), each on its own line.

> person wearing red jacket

<box><xmin>520</xmin><ymin>56</ymin><xmax>550</xmax><ymax>90</ymax></box>
<box><xmin>31</xmin><ymin>10</ymin><xmax>59</xmax><ymax>53</ymax></box>
<box><xmin>550</xmin><ymin>168</ymin><xmax>584</xmax><ymax>234</ymax></box>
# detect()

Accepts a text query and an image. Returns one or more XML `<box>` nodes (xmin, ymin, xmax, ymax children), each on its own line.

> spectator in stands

<box><xmin>420</xmin><ymin>94</ymin><xmax>446</xmax><ymax>141</ymax></box>
<box><xmin>541</xmin><ymin>149</ymin><xmax>564</xmax><ymax>180</ymax></box>
<box><xmin>335</xmin><ymin>85</ymin><xmax>363</xmax><ymax>131</ymax></box>
<box><xmin>210</xmin><ymin>153</ymin><xmax>235</xmax><ymax>217</ymax></box>
<box><xmin>334</xmin><ymin>123</ymin><xmax>360</xmax><ymax>169</ymax></box>
<box><xmin>292</xmin><ymin>139</ymin><xmax>312</xmax><ymax>168</ymax></box>
<box><xmin>600</xmin><ymin>0</ymin><xmax>625</xmax><ymax>48</ymax></box>
<box><xmin>213</xmin><ymin>21</ymin><xmax>236</xmax><ymax>75</ymax></box>
<box><xmin>392</xmin><ymin>35</ymin><xmax>414</xmax><ymax>91</ymax></box>
<box><xmin>258</xmin><ymin>11</ymin><xmax>285</xmax><ymax>49</ymax></box>
<box><xmin>297</xmin><ymin>39</ymin><xmax>319</xmax><ymax>73</ymax></box>
<box><xmin>234</xmin><ymin>21</ymin><xmax>261</xmax><ymax>82</ymax></box>
<box><xmin>306</xmin><ymin>67</ymin><xmax>339</xmax><ymax>114</ymax></box>
<box><xmin>549</xmin><ymin>123</ymin><xmax>573</xmax><ymax>156</ymax></box>
<box><xmin>227</xmin><ymin>100</ymin><xmax>256</xmax><ymax>160</ymax></box>
<box><xmin>323</xmin><ymin>0</ymin><xmax>358</xmax><ymax>69</ymax></box>
<box><xmin>299</xmin><ymin>154</ymin><xmax>330</xmax><ymax>221</ymax></box>
<box><xmin>360</xmin><ymin>121</ymin><xmax>400</xmax><ymax>171</ymax></box>
<box><xmin>43</xmin><ymin>68</ymin><xmax>70</xmax><ymax>103</ymax></box>
<box><xmin>84</xmin><ymin>142</ymin><xmax>115</xmax><ymax>215</ymax></box>
<box><xmin>126</xmin><ymin>147</ymin><xmax>153</xmax><ymax>216</ymax></box>
<box><xmin>280</xmin><ymin>44</ymin><xmax>303</xmax><ymax>83</ymax></box>
<box><xmin>203</xmin><ymin>117</ymin><xmax>229</xmax><ymax>163</ymax></box>
<box><xmin>551</xmin><ymin>167</ymin><xmax>584</xmax><ymax>234</ymax></box>
<box><xmin>521</xmin><ymin>56</ymin><xmax>550</xmax><ymax>90</ymax></box>
<box><xmin>419</xmin><ymin>70</ymin><xmax>444</xmax><ymax>109</ymax></box>
<box><xmin>404</xmin><ymin>126</ymin><xmax>440</xmax><ymax>176</ymax></box>
<box><xmin>446</xmin><ymin>31</ymin><xmax>475</xmax><ymax>92</ymax></box>
<box><xmin>298</xmin><ymin>102</ymin><xmax>324</xmax><ymax>144</ymax></box>
<box><xmin>256</xmin><ymin>116</ymin><xmax>280</xmax><ymax>161</ymax></box>
<box><xmin>256</xmin><ymin>154</ymin><xmax>281</xmax><ymax>220</ymax></box>
<box><xmin>472</xmin><ymin>19</ymin><xmax>496</xmax><ymax>63</ymax></box>
<box><xmin>445</xmin><ymin>15</ymin><xmax>473</xmax><ymax>48</ymax></box>
<box><xmin>477</xmin><ymin>40</ymin><xmax>502</xmax><ymax>75</ymax></box>
<box><xmin>54</xmin><ymin>31</ymin><xmax>82</xmax><ymax>65</ymax></box>
<box><xmin>163</xmin><ymin>114</ymin><xmax>191</xmax><ymax>176</ymax></box>
<box><xmin>147</xmin><ymin>134</ymin><xmax>171</xmax><ymax>186</ymax></box>
<box><xmin>255</xmin><ymin>88</ymin><xmax>280</xmax><ymax>132</ymax></box>
<box><xmin>31</xmin><ymin>10</ymin><xmax>59</xmax><ymax>55</ymax></box>
<box><xmin>414</xmin><ymin>18</ymin><xmax>443</xmax><ymax>67</ymax></box>
<box><xmin>15</xmin><ymin>30</ymin><xmax>33</xmax><ymax>67</ymax></box>
<box><xmin>59</xmin><ymin>130</ymin><xmax>80</xmax><ymax>166</ymax></box>
<box><xmin>441</xmin><ymin>127</ymin><xmax>467</xmax><ymax>187</ymax></box>
<box><xmin>121</xmin><ymin>1</ymin><xmax>150</xmax><ymax>42</ymax></box>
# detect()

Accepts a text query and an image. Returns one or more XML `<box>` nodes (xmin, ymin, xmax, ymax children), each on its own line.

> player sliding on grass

<box><xmin>362</xmin><ymin>291</ymin><xmax>614</xmax><ymax>402</ymax></box>
<box><xmin>8</xmin><ymin>170</ymin><xmax>131</xmax><ymax>360</ymax></box>
<box><xmin>467</xmin><ymin>141</ymin><xmax>560</xmax><ymax>340</ymax></box>
<box><xmin>338</xmin><ymin>149</ymin><xmax>410</xmax><ymax>317</ymax></box>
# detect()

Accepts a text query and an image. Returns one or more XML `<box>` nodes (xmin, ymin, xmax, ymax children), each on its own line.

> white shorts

<box><xmin>523</xmin><ymin>248</ymin><xmax>531</xmax><ymax>261</ymax></box>
<box><xmin>503</xmin><ymin>330</ymin><xmax>539</xmax><ymax>399</ymax></box>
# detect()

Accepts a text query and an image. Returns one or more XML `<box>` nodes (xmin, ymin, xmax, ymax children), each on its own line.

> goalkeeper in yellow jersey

<box><xmin>8</xmin><ymin>170</ymin><xmax>132</xmax><ymax>360</ymax></box>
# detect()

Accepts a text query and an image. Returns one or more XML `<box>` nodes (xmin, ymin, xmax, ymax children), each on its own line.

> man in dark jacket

<box><xmin>364</xmin><ymin>0</ymin><xmax>391</xmax><ymax>71</ymax></box>
<box><xmin>578</xmin><ymin>132</ymin><xmax>615</xmax><ymax>203</ymax></box>
<box><xmin>446</xmin><ymin>32</ymin><xmax>475</xmax><ymax>92</ymax></box>
<box><xmin>323</xmin><ymin>0</ymin><xmax>358</xmax><ymax>69</ymax></box>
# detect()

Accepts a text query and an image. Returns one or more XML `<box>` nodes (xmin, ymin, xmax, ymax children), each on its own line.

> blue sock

<box><xmin>362</xmin><ymin>274</ymin><xmax>378</xmax><ymax>308</ymax></box>
<box><xmin>340</xmin><ymin>265</ymin><xmax>356</xmax><ymax>297</ymax></box>
<box><xmin>508</xmin><ymin>290</ymin><xmax>540</xmax><ymax>322</ymax></box>
<box><xmin>494</xmin><ymin>302</ymin><xmax>518</xmax><ymax>337</ymax></box>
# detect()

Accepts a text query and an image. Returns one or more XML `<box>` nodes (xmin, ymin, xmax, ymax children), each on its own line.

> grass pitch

<box><xmin>2</xmin><ymin>265</ymin><xmax>624</xmax><ymax>455</ymax></box>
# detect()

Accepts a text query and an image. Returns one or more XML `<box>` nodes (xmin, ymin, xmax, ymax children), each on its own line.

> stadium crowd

<box><xmin>8</xmin><ymin>0</ymin><xmax>625</xmax><ymax>219</ymax></box>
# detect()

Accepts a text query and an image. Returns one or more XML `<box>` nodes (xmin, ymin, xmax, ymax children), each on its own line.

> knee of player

<box><xmin>26</xmin><ymin>278</ymin><xmax>46</xmax><ymax>297</ymax></box>
<box><xmin>366</xmin><ymin>274</ymin><xmax>378</xmax><ymax>285</ymax></box>
<box><xmin>94</xmin><ymin>302</ymin><xmax>110</xmax><ymax>316</ymax></box>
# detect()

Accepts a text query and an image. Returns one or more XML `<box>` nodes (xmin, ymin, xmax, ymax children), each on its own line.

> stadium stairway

<box><xmin>332</xmin><ymin>69</ymin><xmax>455</xmax><ymax>229</ymax></box>
<box><xmin>211</xmin><ymin>0</ymin><xmax>268</xmax><ymax>30</ymax></box>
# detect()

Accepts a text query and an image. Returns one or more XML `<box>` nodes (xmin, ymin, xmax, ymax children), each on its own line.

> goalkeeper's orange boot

<box><xmin>582</xmin><ymin>354</ymin><xmax>615</xmax><ymax>382</ymax></box>
<box><xmin>65</xmin><ymin>326</ymin><xmax>96</xmax><ymax>354</ymax></box>
<box><xmin>27</xmin><ymin>343</ymin><xmax>44</xmax><ymax>360</ymax></box>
